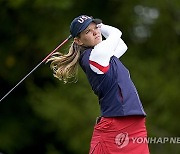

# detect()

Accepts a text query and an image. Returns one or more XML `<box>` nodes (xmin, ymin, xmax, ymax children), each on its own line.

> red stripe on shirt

<box><xmin>89</xmin><ymin>60</ymin><xmax>110</xmax><ymax>73</ymax></box>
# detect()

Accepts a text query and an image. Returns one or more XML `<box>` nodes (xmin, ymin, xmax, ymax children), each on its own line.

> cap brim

<box><xmin>92</xmin><ymin>18</ymin><xmax>102</xmax><ymax>24</ymax></box>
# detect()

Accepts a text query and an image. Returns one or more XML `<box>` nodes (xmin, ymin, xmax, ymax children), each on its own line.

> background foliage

<box><xmin>0</xmin><ymin>0</ymin><xmax>180</xmax><ymax>153</ymax></box>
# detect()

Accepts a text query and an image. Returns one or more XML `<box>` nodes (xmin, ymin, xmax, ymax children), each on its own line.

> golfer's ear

<box><xmin>74</xmin><ymin>37</ymin><xmax>83</xmax><ymax>45</ymax></box>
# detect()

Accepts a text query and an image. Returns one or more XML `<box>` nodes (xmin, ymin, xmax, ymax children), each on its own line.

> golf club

<box><xmin>0</xmin><ymin>35</ymin><xmax>72</xmax><ymax>103</ymax></box>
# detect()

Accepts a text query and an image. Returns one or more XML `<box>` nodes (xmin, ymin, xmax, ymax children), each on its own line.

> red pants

<box><xmin>89</xmin><ymin>116</ymin><xmax>150</xmax><ymax>154</ymax></box>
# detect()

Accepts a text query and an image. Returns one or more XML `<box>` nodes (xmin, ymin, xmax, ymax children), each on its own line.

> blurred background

<box><xmin>0</xmin><ymin>0</ymin><xmax>180</xmax><ymax>153</ymax></box>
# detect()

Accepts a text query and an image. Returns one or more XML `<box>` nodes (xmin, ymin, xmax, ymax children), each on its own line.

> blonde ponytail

<box><xmin>46</xmin><ymin>42</ymin><xmax>82</xmax><ymax>83</ymax></box>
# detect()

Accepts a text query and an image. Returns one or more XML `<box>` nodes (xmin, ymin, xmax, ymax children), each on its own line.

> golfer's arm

<box><xmin>89</xmin><ymin>24</ymin><xmax>121</xmax><ymax>74</ymax></box>
<box><xmin>101</xmin><ymin>24</ymin><xmax>127</xmax><ymax>58</ymax></box>
<box><xmin>114</xmin><ymin>38</ymin><xmax>128</xmax><ymax>58</ymax></box>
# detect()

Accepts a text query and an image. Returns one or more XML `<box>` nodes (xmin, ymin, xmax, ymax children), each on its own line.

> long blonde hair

<box><xmin>46</xmin><ymin>42</ymin><xmax>83</xmax><ymax>83</ymax></box>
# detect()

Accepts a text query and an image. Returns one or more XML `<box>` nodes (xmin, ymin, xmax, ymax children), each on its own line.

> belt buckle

<box><xmin>96</xmin><ymin>116</ymin><xmax>102</xmax><ymax>124</ymax></box>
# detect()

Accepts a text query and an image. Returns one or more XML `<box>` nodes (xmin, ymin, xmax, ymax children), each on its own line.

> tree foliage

<box><xmin>0</xmin><ymin>0</ymin><xmax>180</xmax><ymax>153</ymax></box>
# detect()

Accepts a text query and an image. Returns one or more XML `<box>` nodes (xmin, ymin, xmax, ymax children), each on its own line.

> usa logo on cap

<box><xmin>70</xmin><ymin>15</ymin><xmax>102</xmax><ymax>38</ymax></box>
<box><xmin>77</xmin><ymin>15</ymin><xmax>92</xmax><ymax>23</ymax></box>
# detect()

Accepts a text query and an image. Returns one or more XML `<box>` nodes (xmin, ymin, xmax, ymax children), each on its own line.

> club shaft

<box><xmin>42</xmin><ymin>35</ymin><xmax>72</xmax><ymax>63</ymax></box>
<box><xmin>0</xmin><ymin>61</ymin><xmax>43</xmax><ymax>102</ymax></box>
<box><xmin>0</xmin><ymin>35</ymin><xmax>72</xmax><ymax>102</ymax></box>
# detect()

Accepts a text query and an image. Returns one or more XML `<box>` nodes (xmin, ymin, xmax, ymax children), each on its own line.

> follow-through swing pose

<box><xmin>47</xmin><ymin>15</ymin><xmax>149</xmax><ymax>154</ymax></box>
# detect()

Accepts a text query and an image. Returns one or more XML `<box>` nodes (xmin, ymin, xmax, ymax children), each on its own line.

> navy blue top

<box><xmin>79</xmin><ymin>48</ymin><xmax>146</xmax><ymax>117</ymax></box>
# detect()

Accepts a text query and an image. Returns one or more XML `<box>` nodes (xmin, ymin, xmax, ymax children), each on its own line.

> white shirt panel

<box><xmin>89</xmin><ymin>24</ymin><xmax>128</xmax><ymax>74</ymax></box>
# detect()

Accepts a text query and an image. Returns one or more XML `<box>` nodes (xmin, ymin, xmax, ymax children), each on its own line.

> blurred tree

<box><xmin>0</xmin><ymin>0</ymin><xmax>180</xmax><ymax>153</ymax></box>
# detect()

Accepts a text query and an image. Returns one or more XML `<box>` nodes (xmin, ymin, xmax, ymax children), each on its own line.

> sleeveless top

<box><xmin>79</xmin><ymin>48</ymin><xmax>146</xmax><ymax>117</ymax></box>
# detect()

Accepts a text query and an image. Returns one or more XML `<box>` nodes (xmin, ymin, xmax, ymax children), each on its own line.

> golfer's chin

<box><xmin>94</xmin><ymin>37</ymin><xmax>102</xmax><ymax>45</ymax></box>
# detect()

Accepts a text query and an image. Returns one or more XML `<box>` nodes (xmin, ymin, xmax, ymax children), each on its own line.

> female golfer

<box><xmin>47</xmin><ymin>15</ymin><xmax>149</xmax><ymax>154</ymax></box>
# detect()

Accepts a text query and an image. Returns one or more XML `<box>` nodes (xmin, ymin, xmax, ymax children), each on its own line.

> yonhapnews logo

<box><xmin>115</xmin><ymin>132</ymin><xmax>180</xmax><ymax>148</ymax></box>
<box><xmin>115</xmin><ymin>132</ymin><xmax>129</xmax><ymax>148</ymax></box>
